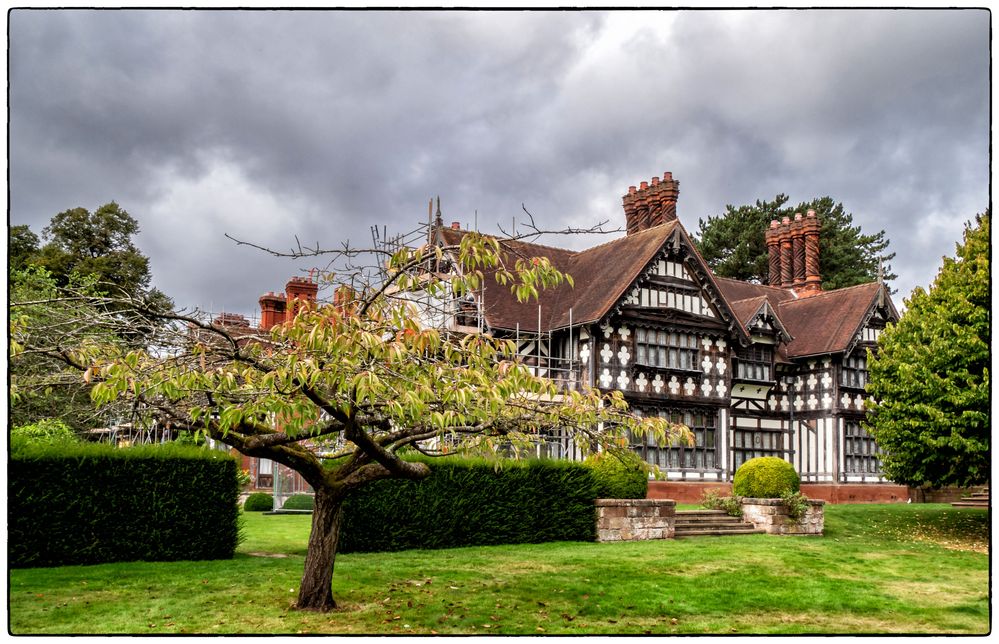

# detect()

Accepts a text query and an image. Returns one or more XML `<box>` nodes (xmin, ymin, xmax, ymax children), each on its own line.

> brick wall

<box><xmin>648</xmin><ymin>481</ymin><xmax>910</xmax><ymax>504</ymax></box>
<box><xmin>594</xmin><ymin>499</ymin><xmax>676</xmax><ymax>541</ymax></box>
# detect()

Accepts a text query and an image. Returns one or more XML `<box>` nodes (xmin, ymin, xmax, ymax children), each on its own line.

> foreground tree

<box><xmin>11</xmin><ymin>227</ymin><xmax>690</xmax><ymax>612</ymax></box>
<box><xmin>694</xmin><ymin>195</ymin><xmax>896</xmax><ymax>290</ymax></box>
<box><xmin>865</xmin><ymin>212</ymin><xmax>990</xmax><ymax>489</ymax></box>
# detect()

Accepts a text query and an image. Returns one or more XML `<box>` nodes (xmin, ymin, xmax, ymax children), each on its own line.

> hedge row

<box><xmin>9</xmin><ymin>441</ymin><xmax>241</xmax><ymax>568</ymax></box>
<box><xmin>337</xmin><ymin>457</ymin><xmax>600</xmax><ymax>553</ymax></box>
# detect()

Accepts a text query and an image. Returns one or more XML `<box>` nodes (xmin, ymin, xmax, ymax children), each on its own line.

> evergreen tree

<box><xmin>694</xmin><ymin>194</ymin><xmax>896</xmax><ymax>290</ymax></box>
<box><xmin>865</xmin><ymin>212</ymin><xmax>990</xmax><ymax>488</ymax></box>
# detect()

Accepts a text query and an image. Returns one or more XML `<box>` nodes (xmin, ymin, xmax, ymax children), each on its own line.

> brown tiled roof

<box><xmin>776</xmin><ymin>282</ymin><xmax>884</xmax><ymax>358</ymax></box>
<box><xmin>728</xmin><ymin>296</ymin><xmax>769</xmax><ymax>328</ymax></box>
<box><xmin>439</xmin><ymin>224</ymin><xmax>676</xmax><ymax>332</ymax></box>
<box><xmin>714</xmin><ymin>276</ymin><xmax>797</xmax><ymax>309</ymax></box>
<box><xmin>437</xmin><ymin>222</ymin><xmax>890</xmax><ymax>360</ymax></box>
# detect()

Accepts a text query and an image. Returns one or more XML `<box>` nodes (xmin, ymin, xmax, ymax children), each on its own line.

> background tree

<box><xmin>12</xmin><ymin>228</ymin><xmax>691</xmax><ymax>613</ymax></box>
<box><xmin>9</xmin><ymin>224</ymin><xmax>40</xmax><ymax>271</ymax></box>
<box><xmin>865</xmin><ymin>211</ymin><xmax>989</xmax><ymax>489</ymax></box>
<box><xmin>694</xmin><ymin>194</ymin><xmax>896</xmax><ymax>290</ymax></box>
<box><xmin>30</xmin><ymin>201</ymin><xmax>173</xmax><ymax>310</ymax></box>
<box><xmin>9</xmin><ymin>203</ymin><xmax>172</xmax><ymax>430</ymax></box>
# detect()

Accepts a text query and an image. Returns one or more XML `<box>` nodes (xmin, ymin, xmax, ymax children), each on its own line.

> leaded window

<box><xmin>735</xmin><ymin>344</ymin><xmax>773</xmax><ymax>382</ymax></box>
<box><xmin>841</xmin><ymin>353</ymin><xmax>868</xmax><ymax>389</ymax></box>
<box><xmin>635</xmin><ymin>329</ymin><xmax>700</xmax><ymax>371</ymax></box>
<box><xmin>844</xmin><ymin>421</ymin><xmax>882</xmax><ymax>475</ymax></box>
<box><xmin>632</xmin><ymin>408</ymin><xmax>717</xmax><ymax>470</ymax></box>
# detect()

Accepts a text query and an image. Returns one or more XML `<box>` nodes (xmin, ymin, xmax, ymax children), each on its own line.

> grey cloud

<box><xmin>9</xmin><ymin>9</ymin><xmax>989</xmax><ymax>315</ymax></box>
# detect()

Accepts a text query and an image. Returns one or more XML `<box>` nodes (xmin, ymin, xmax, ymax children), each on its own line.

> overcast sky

<box><xmin>8</xmin><ymin>8</ymin><xmax>990</xmax><ymax>320</ymax></box>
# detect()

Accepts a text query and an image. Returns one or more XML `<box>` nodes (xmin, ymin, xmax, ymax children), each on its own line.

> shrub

<box><xmin>732</xmin><ymin>456</ymin><xmax>800</xmax><ymax>498</ymax></box>
<box><xmin>699</xmin><ymin>488</ymin><xmax>744</xmax><ymax>517</ymax></box>
<box><xmin>338</xmin><ymin>456</ymin><xmax>598</xmax><ymax>553</ymax></box>
<box><xmin>10</xmin><ymin>442</ymin><xmax>241</xmax><ymax>567</ymax></box>
<box><xmin>10</xmin><ymin>419</ymin><xmax>79</xmax><ymax>447</ymax></box>
<box><xmin>281</xmin><ymin>494</ymin><xmax>315</xmax><ymax>511</ymax></box>
<box><xmin>584</xmin><ymin>449</ymin><xmax>649</xmax><ymax>499</ymax></box>
<box><xmin>780</xmin><ymin>490</ymin><xmax>812</xmax><ymax>520</ymax></box>
<box><xmin>244</xmin><ymin>492</ymin><xmax>274</xmax><ymax>512</ymax></box>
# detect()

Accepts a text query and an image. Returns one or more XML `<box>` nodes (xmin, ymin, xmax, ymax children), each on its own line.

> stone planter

<box><xmin>740</xmin><ymin>497</ymin><xmax>825</xmax><ymax>535</ymax></box>
<box><xmin>594</xmin><ymin>499</ymin><xmax>676</xmax><ymax>541</ymax></box>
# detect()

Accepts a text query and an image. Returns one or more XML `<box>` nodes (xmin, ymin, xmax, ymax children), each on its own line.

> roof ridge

<box><xmin>571</xmin><ymin>221</ymin><xmax>675</xmax><ymax>257</ymax></box>
<box><xmin>440</xmin><ymin>227</ymin><xmax>579</xmax><ymax>256</ymax></box>
<box><xmin>713</xmin><ymin>275</ymin><xmax>794</xmax><ymax>295</ymax></box>
<box><xmin>783</xmin><ymin>280</ymin><xmax>879</xmax><ymax>305</ymax></box>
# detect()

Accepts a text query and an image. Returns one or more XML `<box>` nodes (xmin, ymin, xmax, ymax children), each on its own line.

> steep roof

<box><xmin>435</xmin><ymin>220</ymin><xmax>893</xmax><ymax>360</ymax></box>
<box><xmin>777</xmin><ymin>282</ymin><xmax>887</xmax><ymax>358</ymax></box>
<box><xmin>438</xmin><ymin>223</ymin><xmax>676</xmax><ymax>332</ymax></box>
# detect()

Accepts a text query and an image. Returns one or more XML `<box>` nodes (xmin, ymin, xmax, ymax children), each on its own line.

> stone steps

<box><xmin>952</xmin><ymin>486</ymin><xmax>989</xmax><ymax>509</ymax></box>
<box><xmin>673</xmin><ymin>509</ymin><xmax>765</xmax><ymax>537</ymax></box>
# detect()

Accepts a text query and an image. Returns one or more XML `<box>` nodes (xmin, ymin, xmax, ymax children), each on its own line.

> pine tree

<box><xmin>695</xmin><ymin>194</ymin><xmax>896</xmax><ymax>290</ymax></box>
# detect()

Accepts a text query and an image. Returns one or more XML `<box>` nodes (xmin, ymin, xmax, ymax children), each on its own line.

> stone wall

<box><xmin>595</xmin><ymin>499</ymin><xmax>676</xmax><ymax>542</ymax></box>
<box><xmin>740</xmin><ymin>498</ymin><xmax>825</xmax><ymax>535</ymax></box>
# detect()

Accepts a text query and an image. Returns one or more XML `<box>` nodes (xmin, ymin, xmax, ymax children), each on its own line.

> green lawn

<box><xmin>8</xmin><ymin>504</ymin><xmax>989</xmax><ymax>635</ymax></box>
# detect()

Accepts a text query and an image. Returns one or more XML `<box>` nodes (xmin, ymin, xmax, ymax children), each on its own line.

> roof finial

<box><xmin>877</xmin><ymin>257</ymin><xmax>884</xmax><ymax>284</ymax></box>
<box><xmin>434</xmin><ymin>196</ymin><xmax>443</xmax><ymax>228</ymax></box>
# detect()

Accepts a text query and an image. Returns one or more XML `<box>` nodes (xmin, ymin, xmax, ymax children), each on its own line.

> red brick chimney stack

<box><xmin>622</xmin><ymin>171</ymin><xmax>680</xmax><ymax>235</ymax></box>
<box><xmin>285</xmin><ymin>276</ymin><xmax>319</xmax><ymax>323</ymax></box>
<box><xmin>258</xmin><ymin>292</ymin><xmax>286</xmax><ymax>331</ymax></box>
<box><xmin>765</xmin><ymin>209</ymin><xmax>823</xmax><ymax>296</ymax></box>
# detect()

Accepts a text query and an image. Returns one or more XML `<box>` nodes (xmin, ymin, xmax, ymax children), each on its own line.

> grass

<box><xmin>8</xmin><ymin>504</ymin><xmax>989</xmax><ymax>635</ymax></box>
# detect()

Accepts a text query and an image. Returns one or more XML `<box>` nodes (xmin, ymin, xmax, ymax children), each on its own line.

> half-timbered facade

<box><xmin>422</xmin><ymin>171</ymin><xmax>899</xmax><ymax>484</ymax></box>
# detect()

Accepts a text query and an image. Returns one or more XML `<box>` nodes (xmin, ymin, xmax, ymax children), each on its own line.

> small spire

<box><xmin>434</xmin><ymin>195</ymin><xmax>443</xmax><ymax>227</ymax></box>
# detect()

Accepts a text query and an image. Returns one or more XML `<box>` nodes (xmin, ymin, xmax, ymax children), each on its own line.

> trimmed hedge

<box><xmin>244</xmin><ymin>492</ymin><xmax>274</xmax><ymax>512</ymax></box>
<box><xmin>282</xmin><ymin>494</ymin><xmax>315</xmax><ymax>511</ymax></box>
<box><xmin>584</xmin><ymin>449</ymin><xmax>649</xmax><ymax>499</ymax></box>
<box><xmin>10</xmin><ymin>441</ymin><xmax>241</xmax><ymax>568</ymax></box>
<box><xmin>338</xmin><ymin>457</ymin><xmax>598</xmax><ymax>553</ymax></box>
<box><xmin>732</xmin><ymin>456</ymin><xmax>800</xmax><ymax>498</ymax></box>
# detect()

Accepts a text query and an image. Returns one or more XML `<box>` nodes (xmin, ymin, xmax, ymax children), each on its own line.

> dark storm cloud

<box><xmin>9</xmin><ymin>9</ymin><xmax>989</xmax><ymax>316</ymax></box>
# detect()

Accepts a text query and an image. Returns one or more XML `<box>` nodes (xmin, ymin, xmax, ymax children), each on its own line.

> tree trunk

<box><xmin>294</xmin><ymin>486</ymin><xmax>345</xmax><ymax>612</ymax></box>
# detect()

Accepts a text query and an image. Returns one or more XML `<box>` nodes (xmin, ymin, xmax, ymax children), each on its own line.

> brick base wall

<box><xmin>594</xmin><ymin>499</ymin><xmax>676</xmax><ymax>542</ymax></box>
<box><xmin>648</xmin><ymin>481</ymin><xmax>910</xmax><ymax>504</ymax></box>
<box><xmin>647</xmin><ymin>481</ymin><xmax>732</xmax><ymax>504</ymax></box>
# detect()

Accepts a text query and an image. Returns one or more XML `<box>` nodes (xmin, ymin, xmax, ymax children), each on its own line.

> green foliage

<box><xmin>866</xmin><ymin>212</ymin><xmax>990</xmax><ymax>488</ymax></box>
<box><xmin>338</xmin><ymin>456</ymin><xmax>598</xmax><ymax>553</ymax></box>
<box><xmin>9</xmin><ymin>266</ymin><xmax>115</xmax><ymax>432</ymax></box>
<box><xmin>9</xmin><ymin>224</ymin><xmax>40</xmax><ymax>271</ymax></box>
<box><xmin>282</xmin><ymin>494</ymin><xmax>315</xmax><ymax>511</ymax></box>
<box><xmin>780</xmin><ymin>490</ymin><xmax>811</xmax><ymax>521</ymax></box>
<box><xmin>699</xmin><ymin>489</ymin><xmax>744</xmax><ymax>517</ymax></box>
<box><xmin>583</xmin><ymin>448</ymin><xmax>649</xmax><ymax>499</ymax></box>
<box><xmin>243</xmin><ymin>492</ymin><xmax>274</xmax><ymax>512</ymax></box>
<box><xmin>732</xmin><ymin>457</ymin><xmax>800</xmax><ymax>498</ymax></box>
<box><xmin>10</xmin><ymin>419</ymin><xmax>80</xmax><ymax>446</ymax></box>
<box><xmin>694</xmin><ymin>194</ymin><xmax>896</xmax><ymax>290</ymax></box>
<box><xmin>9</xmin><ymin>442</ymin><xmax>241</xmax><ymax>567</ymax></box>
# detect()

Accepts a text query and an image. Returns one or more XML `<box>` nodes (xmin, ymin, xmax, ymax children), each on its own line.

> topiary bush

<box><xmin>281</xmin><ymin>494</ymin><xmax>315</xmax><ymax>511</ymax></box>
<box><xmin>732</xmin><ymin>456</ymin><xmax>800</xmax><ymax>498</ymax></box>
<box><xmin>583</xmin><ymin>448</ymin><xmax>649</xmax><ymax>499</ymax></box>
<box><xmin>243</xmin><ymin>492</ymin><xmax>274</xmax><ymax>512</ymax></box>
